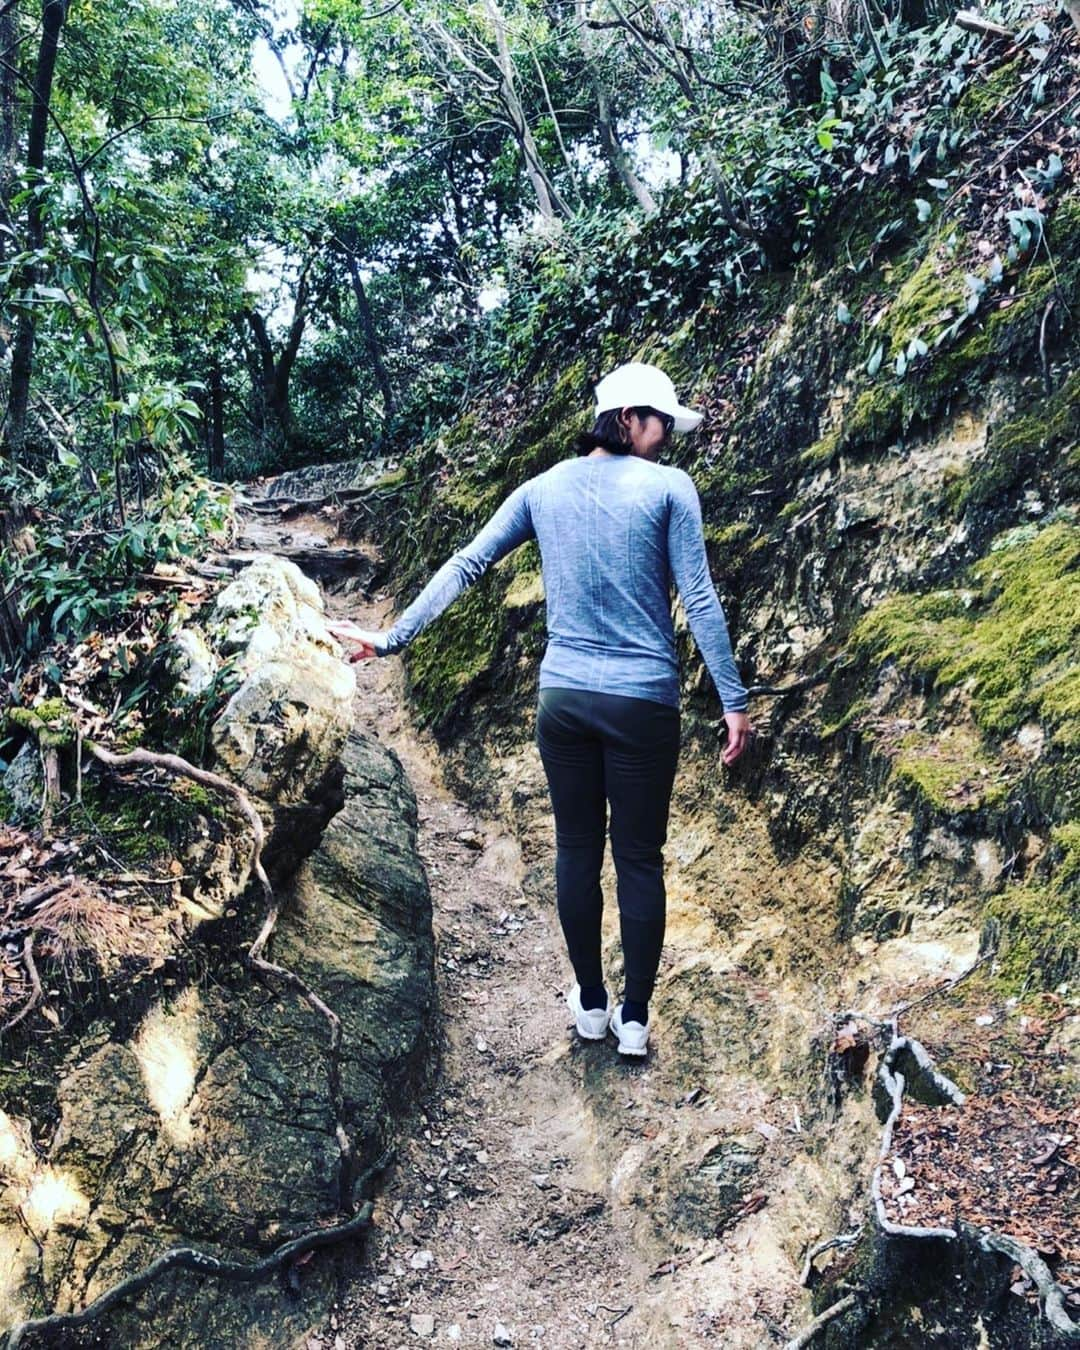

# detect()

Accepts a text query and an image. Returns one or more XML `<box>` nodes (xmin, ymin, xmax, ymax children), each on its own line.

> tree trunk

<box><xmin>0</xmin><ymin>3</ymin><xmax>20</xmax><ymax>256</ymax></box>
<box><xmin>241</xmin><ymin>265</ymin><xmax>310</xmax><ymax>464</ymax></box>
<box><xmin>575</xmin><ymin>0</ymin><xmax>656</xmax><ymax>213</ymax></box>
<box><xmin>482</xmin><ymin>0</ymin><xmax>569</xmax><ymax>221</ymax></box>
<box><xmin>5</xmin><ymin>0</ymin><xmax>69</xmax><ymax>457</ymax></box>
<box><xmin>209</xmin><ymin>357</ymin><xmax>226</xmax><ymax>479</ymax></box>
<box><xmin>344</xmin><ymin>252</ymin><xmax>396</xmax><ymax>422</ymax></box>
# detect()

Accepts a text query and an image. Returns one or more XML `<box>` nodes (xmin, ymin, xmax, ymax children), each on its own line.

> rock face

<box><xmin>0</xmin><ymin>547</ymin><xmax>435</xmax><ymax>1347</ymax></box>
<box><xmin>262</xmin><ymin>457</ymin><xmax>399</xmax><ymax>501</ymax></box>
<box><xmin>173</xmin><ymin>553</ymin><xmax>356</xmax><ymax>876</ymax></box>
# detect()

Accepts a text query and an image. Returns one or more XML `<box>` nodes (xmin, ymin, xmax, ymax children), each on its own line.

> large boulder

<box><xmin>172</xmin><ymin>553</ymin><xmax>356</xmax><ymax>875</ymax></box>
<box><xmin>0</xmin><ymin>731</ymin><xmax>434</xmax><ymax>1347</ymax></box>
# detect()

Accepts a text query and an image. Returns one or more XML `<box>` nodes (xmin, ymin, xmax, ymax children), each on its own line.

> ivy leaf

<box><xmin>915</xmin><ymin>199</ymin><xmax>933</xmax><ymax>222</ymax></box>
<box><xmin>866</xmin><ymin>343</ymin><xmax>885</xmax><ymax>377</ymax></box>
<box><xmin>837</xmin><ymin>301</ymin><xmax>852</xmax><ymax>324</ymax></box>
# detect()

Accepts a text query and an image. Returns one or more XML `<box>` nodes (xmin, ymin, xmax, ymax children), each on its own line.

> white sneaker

<box><xmin>566</xmin><ymin>985</ymin><xmax>611</xmax><ymax>1040</ymax></box>
<box><xmin>610</xmin><ymin>1004</ymin><xmax>649</xmax><ymax>1057</ymax></box>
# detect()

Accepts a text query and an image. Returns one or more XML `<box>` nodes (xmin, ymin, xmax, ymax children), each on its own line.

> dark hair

<box><xmin>575</xmin><ymin>406</ymin><xmax>668</xmax><ymax>456</ymax></box>
<box><xmin>575</xmin><ymin>408</ymin><xmax>630</xmax><ymax>455</ymax></box>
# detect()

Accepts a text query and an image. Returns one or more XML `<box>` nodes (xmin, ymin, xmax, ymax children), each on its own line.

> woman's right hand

<box><xmin>326</xmin><ymin>619</ymin><xmax>383</xmax><ymax>662</ymax></box>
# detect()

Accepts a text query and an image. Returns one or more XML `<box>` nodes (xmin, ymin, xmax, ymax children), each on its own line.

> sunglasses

<box><xmin>643</xmin><ymin>408</ymin><xmax>675</xmax><ymax>438</ymax></box>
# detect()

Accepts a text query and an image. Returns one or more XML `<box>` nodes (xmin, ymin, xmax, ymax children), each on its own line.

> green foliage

<box><xmin>1</xmin><ymin>454</ymin><xmax>231</xmax><ymax>651</ymax></box>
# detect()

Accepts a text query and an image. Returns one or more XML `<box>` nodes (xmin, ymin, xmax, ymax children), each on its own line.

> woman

<box><xmin>330</xmin><ymin>362</ymin><xmax>751</xmax><ymax>1056</ymax></box>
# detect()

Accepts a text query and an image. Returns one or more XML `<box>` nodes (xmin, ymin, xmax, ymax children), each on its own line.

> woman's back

<box><xmin>529</xmin><ymin>456</ymin><xmax>681</xmax><ymax>706</ymax></box>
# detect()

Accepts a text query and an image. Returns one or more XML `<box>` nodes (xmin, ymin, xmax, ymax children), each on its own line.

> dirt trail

<box><xmin>237</xmin><ymin>504</ymin><xmax>830</xmax><ymax>1350</ymax></box>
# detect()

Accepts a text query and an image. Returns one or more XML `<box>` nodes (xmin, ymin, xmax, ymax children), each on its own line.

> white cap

<box><xmin>593</xmin><ymin>362</ymin><xmax>703</xmax><ymax>434</ymax></box>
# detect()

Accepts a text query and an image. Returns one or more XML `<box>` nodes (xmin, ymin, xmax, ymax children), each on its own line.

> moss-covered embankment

<box><xmin>370</xmin><ymin>158</ymin><xmax>1080</xmax><ymax>982</ymax></box>
<box><xmin>354</xmin><ymin>102</ymin><xmax>1080</xmax><ymax>1338</ymax></box>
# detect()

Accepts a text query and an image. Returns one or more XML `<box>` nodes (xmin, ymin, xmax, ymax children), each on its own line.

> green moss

<box><xmin>504</xmin><ymin>566</ymin><xmax>544</xmax><ymax>609</ymax></box>
<box><xmin>853</xmin><ymin>520</ymin><xmax>1080</xmax><ymax>746</ymax></box>
<box><xmin>894</xmin><ymin>727</ymin><xmax>1008</xmax><ymax>813</ymax></box>
<box><xmin>406</xmin><ymin>577</ymin><xmax>509</xmax><ymax>733</ymax></box>
<box><xmin>988</xmin><ymin>823</ymin><xmax>1080</xmax><ymax>991</ymax></box>
<box><xmin>8</xmin><ymin>700</ymin><xmax>75</xmax><ymax>748</ymax></box>
<box><xmin>888</xmin><ymin>243</ymin><xmax>963</xmax><ymax>345</ymax></box>
<box><xmin>704</xmin><ymin>521</ymin><xmax>754</xmax><ymax>550</ymax></box>
<box><xmin>803</xmin><ymin>384</ymin><xmax>905</xmax><ymax>466</ymax></box>
<box><xmin>948</xmin><ymin>369</ymin><xmax>1080</xmax><ymax>513</ymax></box>
<box><xmin>801</xmin><ymin>428</ymin><xmax>841</xmax><ymax>466</ymax></box>
<box><xmin>79</xmin><ymin>776</ymin><xmax>212</xmax><ymax>865</ymax></box>
<box><xmin>955</xmin><ymin>58</ymin><xmax>1023</xmax><ymax>128</ymax></box>
<box><xmin>371</xmin><ymin>465</ymin><xmax>409</xmax><ymax>490</ymax></box>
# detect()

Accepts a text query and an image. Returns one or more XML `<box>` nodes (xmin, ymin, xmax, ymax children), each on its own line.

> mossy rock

<box><xmin>947</xmin><ymin>367</ymin><xmax>1080</xmax><ymax>515</ymax></box>
<box><xmin>894</xmin><ymin>725</ymin><xmax>1009</xmax><ymax>815</ymax></box>
<box><xmin>851</xmin><ymin>519</ymin><xmax>1080</xmax><ymax>747</ymax></box>
<box><xmin>986</xmin><ymin>822</ymin><xmax>1080</xmax><ymax>991</ymax></box>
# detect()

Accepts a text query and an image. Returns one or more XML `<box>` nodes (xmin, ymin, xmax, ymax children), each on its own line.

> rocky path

<box><xmin>315</xmin><ymin>582</ymin><xmax>656</xmax><ymax>1350</ymax></box>
<box><xmin>237</xmin><ymin>500</ymin><xmax>841</xmax><ymax>1350</ymax></box>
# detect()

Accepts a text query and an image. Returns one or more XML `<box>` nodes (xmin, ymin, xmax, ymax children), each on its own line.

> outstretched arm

<box><xmin>330</xmin><ymin>482</ymin><xmax>535</xmax><ymax>660</ymax></box>
<box><xmin>665</xmin><ymin>470</ymin><xmax>751</xmax><ymax>763</ymax></box>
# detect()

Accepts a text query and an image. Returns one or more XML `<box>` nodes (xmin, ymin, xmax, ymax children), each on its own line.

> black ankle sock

<box><xmin>579</xmin><ymin>984</ymin><xmax>607</xmax><ymax>1012</ymax></box>
<box><xmin>622</xmin><ymin>998</ymin><xmax>648</xmax><ymax>1025</ymax></box>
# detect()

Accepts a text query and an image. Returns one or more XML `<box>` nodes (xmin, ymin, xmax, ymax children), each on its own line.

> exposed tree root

<box><xmin>4</xmin><ymin>1200</ymin><xmax>376</xmax><ymax>1350</ymax></box>
<box><xmin>871</xmin><ymin>1032</ymin><xmax>1080</xmax><ymax>1339</ymax></box>
<box><xmin>971</xmin><ymin>1228</ymin><xmax>1080</xmax><ymax>1341</ymax></box>
<box><xmin>782</xmin><ymin>1292</ymin><xmax>860</xmax><ymax>1350</ymax></box>
<box><xmin>86</xmin><ymin>740</ymin><xmax>357</xmax><ymax>1210</ymax></box>
<box><xmin>874</xmin><ymin>1033</ymin><xmax>965</xmax><ymax>1240</ymax></box>
<box><xmin>1</xmin><ymin>936</ymin><xmax>43</xmax><ymax>1034</ymax></box>
<box><xmin>85</xmin><ymin>743</ymin><xmax>273</xmax><ymax>907</ymax></box>
<box><xmin>800</xmin><ymin>1226</ymin><xmax>863</xmax><ymax>1286</ymax></box>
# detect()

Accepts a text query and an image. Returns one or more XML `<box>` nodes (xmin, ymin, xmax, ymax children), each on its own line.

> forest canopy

<box><xmin>0</xmin><ymin>0</ymin><xmax>1074</xmax><ymax>669</ymax></box>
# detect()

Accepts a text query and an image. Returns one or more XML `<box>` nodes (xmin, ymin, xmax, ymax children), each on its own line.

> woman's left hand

<box><xmin>326</xmin><ymin>619</ymin><xmax>383</xmax><ymax>662</ymax></box>
<box><xmin>721</xmin><ymin>711</ymin><xmax>752</xmax><ymax>765</ymax></box>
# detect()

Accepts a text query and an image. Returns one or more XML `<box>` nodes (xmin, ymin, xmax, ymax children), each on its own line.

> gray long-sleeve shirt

<box><xmin>379</xmin><ymin>454</ymin><xmax>748</xmax><ymax>712</ymax></box>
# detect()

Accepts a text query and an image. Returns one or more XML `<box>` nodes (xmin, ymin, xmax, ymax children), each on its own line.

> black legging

<box><xmin>536</xmin><ymin>687</ymin><xmax>680</xmax><ymax>1004</ymax></box>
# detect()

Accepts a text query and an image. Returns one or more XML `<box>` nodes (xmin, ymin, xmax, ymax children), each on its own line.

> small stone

<box><xmin>492</xmin><ymin>1324</ymin><xmax>513</xmax><ymax>1347</ymax></box>
<box><xmin>531</xmin><ymin>1173</ymin><xmax>552</xmax><ymax>1189</ymax></box>
<box><xmin>410</xmin><ymin>1248</ymin><xmax>434</xmax><ymax>1270</ymax></box>
<box><xmin>446</xmin><ymin>1328</ymin><xmax>462</xmax><ymax>1342</ymax></box>
<box><xmin>475</xmin><ymin>1150</ymin><xmax>489</xmax><ymax>1165</ymax></box>
<box><xmin>410</xmin><ymin>1313</ymin><xmax>436</xmax><ymax>1337</ymax></box>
